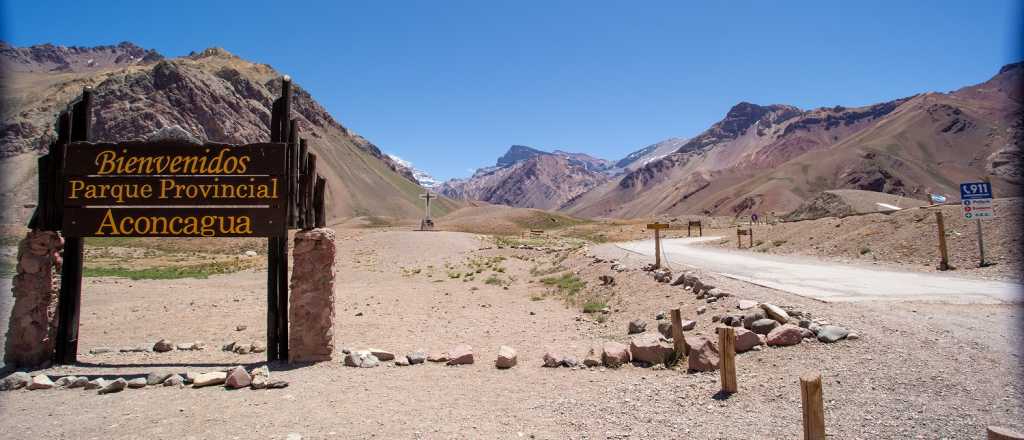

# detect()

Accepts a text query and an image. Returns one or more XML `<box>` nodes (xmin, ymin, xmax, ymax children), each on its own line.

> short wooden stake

<box><xmin>988</xmin><ymin>426</ymin><xmax>1024</xmax><ymax>440</ymax></box>
<box><xmin>800</xmin><ymin>372</ymin><xmax>826</xmax><ymax>440</ymax></box>
<box><xmin>717</xmin><ymin>326</ymin><xmax>737</xmax><ymax>393</ymax></box>
<box><xmin>670</xmin><ymin>309</ymin><xmax>686</xmax><ymax>362</ymax></box>
<box><xmin>935</xmin><ymin>212</ymin><xmax>950</xmax><ymax>271</ymax></box>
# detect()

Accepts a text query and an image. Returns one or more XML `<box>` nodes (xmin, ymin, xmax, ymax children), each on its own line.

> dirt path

<box><xmin>618</xmin><ymin>237</ymin><xmax>1023</xmax><ymax>304</ymax></box>
<box><xmin>0</xmin><ymin>229</ymin><xmax>1022</xmax><ymax>439</ymax></box>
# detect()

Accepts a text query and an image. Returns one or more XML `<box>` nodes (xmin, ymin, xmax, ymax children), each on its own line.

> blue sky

<box><xmin>3</xmin><ymin>1</ymin><xmax>1021</xmax><ymax>180</ymax></box>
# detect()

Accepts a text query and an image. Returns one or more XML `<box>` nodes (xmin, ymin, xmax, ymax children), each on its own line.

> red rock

<box><xmin>766</xmin><ymin>324</ymin><xmax>803</xmax><ymax>346</ymax></box>
<box><xmin>542</xmin><ymin>351</ymin><xmax>562</xmax><ymax>368</ymax></box>
<box><xmin>446</xmin><ymin>344</ymin><xmax>473</xmax><ymax>365</ymax></box>
<box><xmin>495</xmin><ymin>346</ymin><xmax>517</xmax><ymax>369</ymax></box>
<box><xmin>629</xmin><ymin>332</ymin><xmax>672</xmax><ymax>365</ymax></box>
<box><xmin>601</xmin><ymin>341</ymin><xmax>631</xmax><ymax>368</ymax></box>
<box><xmin>225</xmin><ymin>366</ymin><xmax>251</xmax><ymax>389</ymax></box>
<box><xmin>684</xmin><ymin>336</ymin><xmax>719</xmax><ymax>372</ymax></box>
<box><xmin>734</xmin><ymin>327</ymin><xmax>762</xmax><ymax>353</ymax></box>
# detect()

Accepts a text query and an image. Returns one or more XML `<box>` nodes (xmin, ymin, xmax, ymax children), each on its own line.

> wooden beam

<box><xmin>936</xmin><ymin>211</ymin><xmax>950</xmax><ymax>271</ymax></box>
<box><xmin>800</xmin><ymin>372</ymin><xmax>826</xmax><ymax>440</ymax></box>
<box><xmin>670</xmin><ymin>309</ymin><xmax>686</xmax><ymax>363</ymax></box>
<box><xmin>717</xmin><ymin>326</ymin><xmax>737</xmax><ymax>394</ymax></box>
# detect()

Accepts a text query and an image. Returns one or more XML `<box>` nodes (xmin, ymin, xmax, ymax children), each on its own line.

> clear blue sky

<box><xmin>3</xmin><ymin>1</ymin><xmax>1021</xmax><ymax>180</ymax></box>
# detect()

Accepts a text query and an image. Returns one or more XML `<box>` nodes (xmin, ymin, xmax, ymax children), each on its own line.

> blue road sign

<box><xmin>960</xmin><ymin>182</ymin><xmax>993</xmax><ymax>200</ymax></box>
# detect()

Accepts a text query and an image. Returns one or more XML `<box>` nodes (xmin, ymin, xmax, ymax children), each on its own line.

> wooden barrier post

<box><xmin>988</xmin><ymin>426</ymin><xmax>1024</xmax><ymax>440</ymax></box>
<box><xmin>646</xmin><ymin>223</ymin><xmax>669</xmax><ymax>268</ymax></box>
<box><xmin>670</xmin><ymin>309</ymin><xmax>686</xmax><ymax>363</ymax></box>
<box><xmin>717</xmin><ymin>326</ymin><xmax>737</xmax><ymax>393</ymax></box>
<box><xmin>935</xmin><ymin>211</ymin><xmax>950</xmax><ymax>271</ymax></box>
<box><xmin>800</xmin><ymin>372</ymin><xmax>826</xmax><ymax>440</ymax></box>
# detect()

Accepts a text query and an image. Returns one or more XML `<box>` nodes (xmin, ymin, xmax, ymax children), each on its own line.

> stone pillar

<box><xmin>288</xmin><ymin>228</ymin><xmax>336</xmax><ymax>363</ymax></box>
<box><xmin>4</xmin><ymin>230</ymin><xmax>63</xmax><ymax>368</ymax></box>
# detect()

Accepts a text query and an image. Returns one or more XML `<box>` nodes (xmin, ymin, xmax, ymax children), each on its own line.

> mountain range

<box><xmin>1</xmin><ymin>41</ymin><xmax>1019</xmax><ymax>226</ymax></box>
<box><xmin>0</xmin><ymin>41</ymin><xmax>460</xmax><ymax>225</ymax></box>
<box><xmin>444</xmin><ymin>63</ymin><xmax>1022</xmax><ymax>218</ymax></box>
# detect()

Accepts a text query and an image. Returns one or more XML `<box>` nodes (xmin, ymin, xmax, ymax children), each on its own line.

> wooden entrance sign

<box><xmin>646</xmin><ymin>222</ymin><xmax>670</xmax><ymax>269</ymax></box>
<box><xmin>687</xmin><ymin>220</ymin><xmax>702</xmax><ymax>237</ymax></box>
<box><xmin>737</xmin><ymin>227</ymin><xmax>753</xmax><ymax>249</ymax></box>
<box><xmin>34</xmin><ymin>76</ymin><xmax>328</xmax><ymax>364</ymax></box>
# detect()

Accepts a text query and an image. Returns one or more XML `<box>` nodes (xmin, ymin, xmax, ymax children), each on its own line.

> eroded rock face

<box><xmin>288</xmin><ymin>228</ymin><xmax>337</xmax><ymax>363</ymax></box>
<box><xmin>3</xmin><ymin>231</ymin><xmax>62</xmax><ymax>369</ymax></box>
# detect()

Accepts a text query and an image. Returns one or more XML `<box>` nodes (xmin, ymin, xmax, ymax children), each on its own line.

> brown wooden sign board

<box><xmin>61</xmin><ymin>140</ymin><xmax>287</xmax><ymax>238</ymax></box>
<box><xmin>646</xmin><ymin>223</ymin><xmax>670</xmax><ymax>230</ymax></box>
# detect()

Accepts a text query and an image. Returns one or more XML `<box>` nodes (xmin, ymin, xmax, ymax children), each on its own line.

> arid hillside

<box><xmin>0</xmin><ymin>42</ymin><xmax>460</xmax><ymax>226</ymax></box>
<box><xmin>565</xmin><ymin>63</ymin><xmax>1023</xmax><ymax>219</ymax></box>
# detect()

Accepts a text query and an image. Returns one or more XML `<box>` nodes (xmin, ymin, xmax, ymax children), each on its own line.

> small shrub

<box><xmin>582</xmin><ymin>301</ymin><xmax>606</xmax><ymax>313</ymax></box>
<box><xmin>541</xmin><ymin>273</ymin><xmax>586</xmax><ymax>296</ymax></box>
<box><xmin>484</xmin><ymin>275</ymin><xmax>503</xmax><ymax>285</ymax></box>
<box><xmin>772</xmin><ymin>240</ymin><xmax>787</xmax><ymax>247</ymax></box>
<box><xmin>860</xmin><ymin>247</ymin><xmax>871</xmax><ymax>255</ymax></box>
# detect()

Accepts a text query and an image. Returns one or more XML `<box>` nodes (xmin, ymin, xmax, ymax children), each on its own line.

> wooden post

<box><xmin>717</xmin><ymin>326</ymin><xmax>737</xmax><ymax>394</ymax></box>
<box><xmin>54</xmin><ymin>87</ymin><xmax>92</xmax><ymax>365</ymax></box>
<box><xmin>976</xmin><ymin>220</ymin><xmax>987</xmax><ymax>267</ymax></box>
<box><xmin>737</xmin><ymin>229</ymin><xmax>741</xmax><ymax>249</ymax></box>
<box><xmin>313</xmin><ymin>177</ymin><xmax>326</xmax><ymax>228</ymax></box>
<box><xmin>800</xmin><ymin>372</ymin><xmax>826</xmax><ymax>440</ymax></box>
<box><xmin>988</xmin><ymin>426</ymin><xmax>1024</xmax><ymax>440</ymax></box>
<box><xmin>936</xmin><ymin>211</ymin><xmax>950</xmax><ymax>271</ymax></box>
<box><xmin>646</xmin><ymin>223</ymin><xmax>669</xmax><ymax>269</ymax></box>
<box><xmin>670</xmin><ymin>309</ymin><xmax>686</xmax><ymax>362</ymax></box>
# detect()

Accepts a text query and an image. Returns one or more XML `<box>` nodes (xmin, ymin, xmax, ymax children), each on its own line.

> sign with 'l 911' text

<box><xmin>960</xmin><ymin>181</ymin><xmax>995</xmax><ymax>221</ymax></box>
<box><xmin>62</xmin><ymin>141</ymin><xmax>287</xmax><ymax>237</ymax></box>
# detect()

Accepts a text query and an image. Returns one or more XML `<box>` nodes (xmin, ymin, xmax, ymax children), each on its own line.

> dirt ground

<box><xmin>0</xmin><ymin>228</ymin><xmax>1022</xmax><ymax>439</ymax></box>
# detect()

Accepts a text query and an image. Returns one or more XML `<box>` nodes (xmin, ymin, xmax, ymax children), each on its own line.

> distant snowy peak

<box><xmin>386</xmin><ymin>154</ymin><xmax>440</xmax><ymax>188</ymax></box>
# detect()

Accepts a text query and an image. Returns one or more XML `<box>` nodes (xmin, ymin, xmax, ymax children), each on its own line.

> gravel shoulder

<box><xmin>0</xmin><ymin>229</ymin><xmax>1021</xmax><ymax>439</ymax></box>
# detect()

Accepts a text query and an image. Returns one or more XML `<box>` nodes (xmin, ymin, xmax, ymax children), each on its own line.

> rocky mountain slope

<box><xmin>0</xmin><ymin>42</ymin><xmax>458</xmax><ymax>225</ymax></box>
<box><xmin>565</xmin><ymin>62</ymin><xmax>1023</xmax><ymax>218</ymax></box>
<box><xmin>439</xmin><ymin>145</ymin><xmax>610</xmax><ymax>210</ymax></box>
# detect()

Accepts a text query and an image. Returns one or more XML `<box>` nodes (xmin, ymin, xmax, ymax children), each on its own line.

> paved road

<box><xmin>617</xmin><ymin>237</ymin><xmax>1023</xmax><ymax>304</ymax></box>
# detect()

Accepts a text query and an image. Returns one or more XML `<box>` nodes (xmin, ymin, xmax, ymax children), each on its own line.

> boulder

<box><xmin>153</xmin><ymin>339</ymin><xmax>175</xmax><ymax>353</ymax></box>
<box><xmin>250</xmin><ymin>341</ymin><xmax>267</xmax><ymax>353</ymax></box>
<box><xmin>734</xmin><ymin>328</ymin><xmax>762</xmax><ymax>353</ymax></box>
<box><xmin>681</xmin><ymin>320</ymin><xmax>697</xmax><ymax>331</ymax></box>
<box><xmin>344</xmin><ymin>350</ymin><xmax>380</xmax><ymax>368</ymax></box>
<box><xmin>146</xmin><ymin>372</ymin><xmax>172</xmax><ymax>386</ymax></box>
<box><xmin>561</xmin><ymin>357</ymin><xmax>579</xmax><ymax>368</ymax></box>
<box><xmin>251</xmin><ymin>375</ymin><xmax>269</xmax><ymax>389</ymax></box>
<box><xmin>426</xmin><ymin>352</ymin><xmax>448</xmax><ymax>363</ymax></box>
<box><xmin>55</xmin><ymin>376</ymin><xmax>76</xmax><ymax>388</ymax></box>
<box><xmin>760</xmin><ymin>303</ymin><xmax>791</xmax><ymax>323</ymax></box>
<box><xmin>657</xmin><ymin>322</ymin><xmax>673</xmax><ymax>339</ymax></box>
<box><xmin>542</xmin><ymin>351</ymin><xmax>562</xmax><ymax>368</ymax></box>
<box><xmin>629</xmin><ymin>333</ymin><xmax>673</xmax><ymax>365</ymax></box>
<box><xmin>583</xmin><ymin>345</ymin><xmax>603</xmax><ymax>367</ymax></box>
<box><xmin>601</xmin><ymin>341</ymin><xmax>631</xmax><ymax>368</ymax></box>
<box><xmin>817</xmin><ymin>325</ymin><xmax>850</xmax><ymax>343</ymax></box>
<box><xmin>163</xmin><ymin>374</ymin><xmax>185</xmax><ymax>387</ymax></box>
<box><xmin>742</xmin><ymin>310</ymin><xmax>766</xmax><ymax>329</ymax></box>
<box><xmin>407</xmin><ymin>351</ymin><xmax>427</xmax><ymax>365</ymax></box>
<box><xmin>394</xmin><ymin>357</ymin><xmax>410</xmax><ymax>366</ymax></box>
<box><xmin>737</xmin><ymin>300</ymin><xmax>758</xmax><ymax>310</ymax></box>
<box><xmin>368</xmin><ymin>349</ymin><xmax>395</xmax><ymax>361</ymax></box>
<box><xmin>446</xmin><ymin>344</ymin><xmax>473</xmax><ymax>365</ymax></box>
<box><xmin>225</xmin><ymin>366</ymin><xmax>252</xmax><ymax>389</ymax></box>
<box><xmin>495</xmin><ymin>346</ymin><xmax>517</xmax><ymax>369</ymax></box>
<box><xmin>127</xmin><ymin>378</ymin><xmax>147</xmax><ymax>388</ymax></box>
<box><xmin>684</xmin><ymin>336</ymin><xmax>719</xmax><ymax>372</ymax></box>
<box><xmin>192</xmin><ymin>371</ymin><xmax>228</xmax><ymax>387</ymax></box>
<box><xmin>627</xmin><ymin>319</ymin><xmax>647</xmax><ymax>335</ymax></box>
<box><xmin>85</xmin><ymin>378</ymin><xmax>106</xmax><ymax>390</ymax></box>
<box><xmin>99</xmin><ymin>378</ymin><xmax>127</xmax><ymax>394</ymax></box>
<box><xmin>766</xmin><ymin>324</ymin><xmax>803</xmax><ymax>347</ymax></box>
<box><xmin>27</xmin><ymin>375</ymin><xmax>54</xmax><ymax>390</ymax></box>
<box><xmin>696</xmin><ymin>306</ymin><xmax>707</xmax><ymax>315</ymax></box>
<box><xmin>750</xmin><ymin>318</ymin><xmax>780</xmax><ymax>335</ymax></box>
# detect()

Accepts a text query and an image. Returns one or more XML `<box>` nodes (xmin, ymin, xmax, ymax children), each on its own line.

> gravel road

<box><xmin>618</xmin><ymin>237</ymin><xmax>1023</xmax><ymax>304</ymax></box>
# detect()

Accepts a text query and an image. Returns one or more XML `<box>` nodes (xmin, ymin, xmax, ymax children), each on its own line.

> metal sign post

<box><xmin>960</xmin><ymin>181</ymin><xmax>995</xmax><ymax>267</ymax></box>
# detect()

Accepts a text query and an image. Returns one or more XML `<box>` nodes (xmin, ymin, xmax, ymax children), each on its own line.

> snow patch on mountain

<box><xmin>386</xmin><ymin>154</ymin><xmax>440</xmax><ymax>188</ymax></box>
